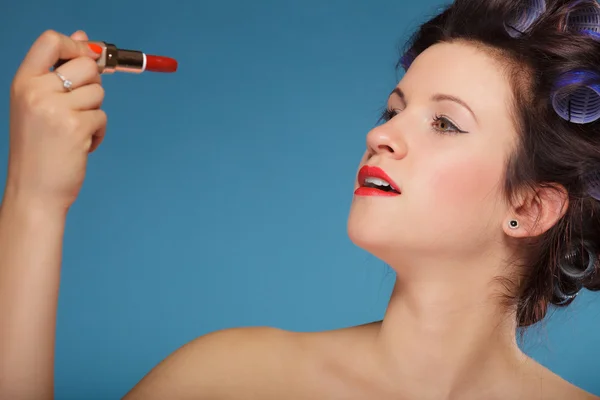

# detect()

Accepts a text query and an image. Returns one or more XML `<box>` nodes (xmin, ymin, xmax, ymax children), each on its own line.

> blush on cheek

<box><xmin>427</xmin><ymin>158</ymin><xmax>502</xmax><ymax>207</ymax></box>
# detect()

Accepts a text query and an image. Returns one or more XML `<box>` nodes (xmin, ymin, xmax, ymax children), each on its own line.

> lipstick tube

<box><xmin>93</xmin><ymin>41</ymin><xmax>146</xmax><ymax>74</ymax></box>
<box><xmin>54</xmin><ymin>41</ymin><xmax>178</xmax><ymax>74</ymax></box>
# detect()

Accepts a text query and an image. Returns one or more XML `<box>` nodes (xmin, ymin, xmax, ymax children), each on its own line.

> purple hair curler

<box><xmin>551</xmin><ymin>69</ymin><xmax>600</xmax><ymax>124</ymax></box>
<box><xmin>584</xmin><ymin>168</ymin><xmax>600</xmax><ymax>200</ymax></box>
<box><xmin>562</xmin><ymin>0</ymin><xmax>600</xmax><ymax>36</ymax></box>
<box><xmin>504</xmin><ymin>0</ymin><xmax>547</xmax><ymax>37</ymax></box>
<box><xmin>400</xmin><ymin>50</ymin><xmax>415</xmax><ymax>70</ymax></box>
<box><xmin>581</xmin><ymin>29</ymin><xmax>600</xmax><ymax>38</ymax></box>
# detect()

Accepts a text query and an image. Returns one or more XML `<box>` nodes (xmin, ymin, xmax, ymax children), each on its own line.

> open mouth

<box><xmin>362</xmin><ymin>177</ymin><xmax>400</xmax><ymax>193</ymax></box>
<box><xmin>355</xmin><ymin>165</ymin><xmax>401</xmax><ymax>196</ymax></box>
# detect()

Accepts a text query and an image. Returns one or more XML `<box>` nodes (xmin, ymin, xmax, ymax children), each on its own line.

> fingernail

<box><xmin>88</xmin><ymin>43</ymin><xmax>103</xmax><ymax>55</ymax></box>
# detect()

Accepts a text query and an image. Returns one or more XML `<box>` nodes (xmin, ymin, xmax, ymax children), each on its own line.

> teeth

<box><xmin>364</xmin><ymin>177</ymin><xmax>391</xmax><ymax>187</ymax></box>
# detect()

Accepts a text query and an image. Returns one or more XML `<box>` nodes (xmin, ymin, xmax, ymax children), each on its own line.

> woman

<box><xmin>1</xmin><ymin>0</ymin><xmax>600</xmax><ymax>398</ymax></box>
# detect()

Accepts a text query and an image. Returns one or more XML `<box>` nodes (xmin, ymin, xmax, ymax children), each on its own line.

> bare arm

<box><xmin>0</xmin><ymin>193</ymin><xmax>66</xmax><ymax>400</ymax></box>
<box><xmin>1</xmin><ymin>28</ymin><xmax>300</xmax><ymax>400</ymax></box>
<box><xmin>0</xmin><ymin>29</ymin><xmax>104</xmax><ymax>400</ymax></box>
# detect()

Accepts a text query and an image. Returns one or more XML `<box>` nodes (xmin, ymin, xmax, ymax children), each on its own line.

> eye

<box><xmin>380</xmin><ymin>107</ymin><xmax>402</xmax><ymax>123</ymax></box>
<box><xmin>432</xmin><ymin>114</ymin><xmax>468</xmax><ymax>134</ymax></box>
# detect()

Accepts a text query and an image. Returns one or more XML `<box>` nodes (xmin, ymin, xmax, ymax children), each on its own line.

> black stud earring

<box><xmin>509</xmin><ymin>220</ymin><xmax>519</xmax><ymax>229</ymax></box>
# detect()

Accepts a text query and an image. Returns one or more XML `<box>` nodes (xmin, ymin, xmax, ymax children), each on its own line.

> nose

<box><xmin>365</xmin><ymin>122</ymin><xmax>407</xmax><ymax>160</ymax></box>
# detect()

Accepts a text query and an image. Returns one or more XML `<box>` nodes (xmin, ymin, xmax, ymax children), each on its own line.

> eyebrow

<box><xmin>390</xmin><ymin>88</ymin><xmax>478</xmax><ymax>123</ymax></box>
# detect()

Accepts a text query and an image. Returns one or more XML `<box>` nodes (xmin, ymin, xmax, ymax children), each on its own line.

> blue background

<box><xmin>1</xmin><ymin>0</ymin><xmax>599</xmax><ymax>398</ymax></box>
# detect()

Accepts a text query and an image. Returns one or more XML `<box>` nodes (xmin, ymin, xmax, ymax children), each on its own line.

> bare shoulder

<box><xmin>523</xmin><ymin>360</ymin><xmax>600</xmax><ymax>400</ymax></box>
<box><xmin>121</xmin><ymin>322</ymin><xmax>382</xmax><ymax>400</ymax></box>
<box><xmin>544</xmin><ymin>374</ymin><xmax>599</xmax><ymax>400</ymax></box>
<box><xmin>547</xmin><ymin>372</ymin><xmax>599</xmax><ymax>400</ymax></box>
<box><xmin>122</xmin><ymin>326</ymin><xmax>304</xmax><ymax>400</ymax></box>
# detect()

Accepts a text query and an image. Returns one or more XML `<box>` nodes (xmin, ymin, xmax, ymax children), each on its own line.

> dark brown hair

<box><xmin>400</xmin><ymin>0</ymin><xmax>600</xmax><ymax>326</ymax></box>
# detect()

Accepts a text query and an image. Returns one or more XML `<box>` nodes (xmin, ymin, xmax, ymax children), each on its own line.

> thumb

<box><xmin>18</xmin><ymin>30</ymin><xmax>99</xmax><ymax>77</ymax></box>
<box><xmin>70</xmin><ymin>30</ymin><xmax>89</xmax><ymax>41</ymax></box>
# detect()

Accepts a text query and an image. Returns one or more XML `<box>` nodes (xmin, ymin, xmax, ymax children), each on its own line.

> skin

<box><xmin>0</xmin><ymin>30</ymin><xmax>597</xmax><ymax>400</ymax></box>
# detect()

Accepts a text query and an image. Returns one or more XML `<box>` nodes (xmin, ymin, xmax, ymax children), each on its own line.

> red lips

<box><xmin>354</xmin><ymin>165</ymin><xmax>401</xmax><ymax>197</ymax></box>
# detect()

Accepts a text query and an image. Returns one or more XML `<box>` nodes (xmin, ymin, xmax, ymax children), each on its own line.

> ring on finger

<box><xmin>54</xmin><ymin>71</ymin><xmax>73</xmax><ymax>92</ymax></box>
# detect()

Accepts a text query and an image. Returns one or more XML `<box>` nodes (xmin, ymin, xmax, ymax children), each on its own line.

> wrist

<box><xmin>0</xmin><ymin>186</ymin><xmax>69</xmax><ymax>224</ymax></box>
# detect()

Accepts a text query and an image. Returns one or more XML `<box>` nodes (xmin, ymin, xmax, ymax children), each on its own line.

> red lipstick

<box><xmin>90</xmin><ymin>41</ymin><xmax>177</xmax><ymax>74</ymax></box>
<box><xmin>354</xmin><ymin>165</ymin><xmax>401</xmax><ymax>197</ymax></box>
<box><xmin>55</xmin><ymin>41</ymin><xmax>178</xmax><ymax>74</ymax></box>
<box><xmin>145</xmin><ymin>54</ymin><xmax>178</xmax><ymax>73</ymax></box>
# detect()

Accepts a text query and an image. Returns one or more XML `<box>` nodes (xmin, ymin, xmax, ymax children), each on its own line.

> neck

<box><xmin>373</xmin><ymin>261</ymin><xmax>530</xmax><ymax>399</ymax></box>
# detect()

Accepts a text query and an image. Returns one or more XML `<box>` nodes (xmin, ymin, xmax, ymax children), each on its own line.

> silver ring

<box><xmin>54</xmin><ymin>71</ymin><xmax>73</xmax><ymax>92</ymax></box>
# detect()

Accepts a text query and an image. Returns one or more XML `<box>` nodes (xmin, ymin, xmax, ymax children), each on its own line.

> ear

<box><xmin>504</xmin><ymin>184</ymin><xmax>569</xmax><ymax>238</ymax></box>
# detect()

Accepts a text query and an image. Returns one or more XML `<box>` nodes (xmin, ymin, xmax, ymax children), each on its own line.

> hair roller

<box><xmin>400</xmin><ymin>50</ymin><xmax>416</xmax><ymax>70</ymax></box>
<box><xmin>561</xmin><ymin>0</ymin><xmax>600</xmax><ymax>38</ymax></box>
<box><xmin>551</xmin><ymin>69</ymin><xmax>600</xmax><ymax>124</ymax></box>
<box><xmin>504</xmin><ymin>0</ymin><xmax>547</xmax><ymax>37</ymax></box>
<box><xmin>559</xmin><ymin>240</ymin><xmax>597</xmax><ymax>280</ymax></box>
<box><xmin>552</xmin><ymin>240</ymin><xmax>597</xmax><ymax>305</ymax></box>
<box><xmin>583</xmin><ymin>169</ymin><xmax>600</xmax><ymax>200</ymax></box>
<box><xmin>552</xmin><ymin>283</ymin><xmax>579</xmax><ymax>305</ymax></box>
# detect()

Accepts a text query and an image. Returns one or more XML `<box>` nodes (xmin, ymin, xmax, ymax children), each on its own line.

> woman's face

<box><xmin>348</xmin><ymin>41</ymin><xmax>521</xmax><ymax>267</ymax></box>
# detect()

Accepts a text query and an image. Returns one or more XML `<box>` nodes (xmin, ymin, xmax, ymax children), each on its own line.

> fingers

<box><xmin>13</xmin><ymin>29</ymin><xmax>108</xmax><ymax>156</ymax></box>
<box><xmin>89</xmin><ymin>126</ymin><xmax>106</xmax><ymax>154</ymax></box>
<box><xmin>81</xmin><ymin>110</ymin><xmax>107</xmax><ymax>153</ymax></box>
<box><xmin>67</xmin><ymin>84</ymin><xmax>105</xmax><ymax>111</ymax></box>
<box><xmin>47</xmin><ymin>56</ymin><xmax>101</xmax><ymax>92</ymax></box>
<box><xmin>17</xmin><ymin>30</ymin><xmax>99</xmax><ymax>78</ymax></box>
<box><xmin>70</xmin><ymin>30</ymin><xmax>89</xmax><ymax>41</ymax></box>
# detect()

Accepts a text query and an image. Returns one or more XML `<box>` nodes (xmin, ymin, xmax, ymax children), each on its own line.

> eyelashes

<box><xmin>380</xmin><ymin>108</ymin><xmax>400</xmax><ymax>123</ymax></box>
<box><xmin>379</xmin><ymin>107</ymin><xmax>468</xmax><ymax>135</ymax></box>
<box><xmin>432</xmin><ymin>114</ymin><xmax>468</xmax><ymax>134</ymax></box>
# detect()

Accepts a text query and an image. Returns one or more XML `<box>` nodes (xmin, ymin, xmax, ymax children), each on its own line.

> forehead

<box><xmin>400</xmin><ymin>41</ymin><xmax>516</xmax><ymax>131</ymax></box>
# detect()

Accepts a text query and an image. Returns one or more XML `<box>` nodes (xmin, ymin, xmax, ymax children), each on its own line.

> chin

<box><xmin>346</xmin><ymin>207</ymin><xmax>403</xmax><ymax>262</ymax></box>
<box><xmin>347</xmin><ymin>201</ymin><xmax>466</xmax><ymax>266</ymax></box>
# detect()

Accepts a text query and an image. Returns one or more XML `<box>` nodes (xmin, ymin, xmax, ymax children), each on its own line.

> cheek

<box><xmin>425</xmin><ymin>155</ymin><xmax>503</xmax><ymax>209</ymax></box>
